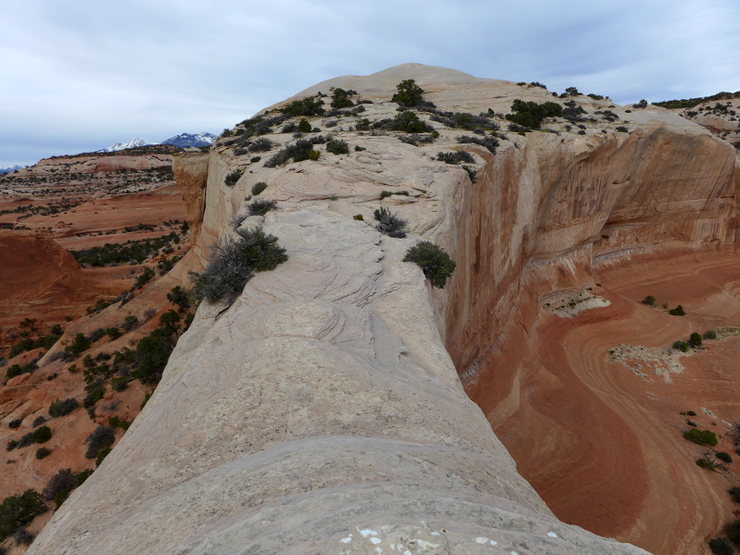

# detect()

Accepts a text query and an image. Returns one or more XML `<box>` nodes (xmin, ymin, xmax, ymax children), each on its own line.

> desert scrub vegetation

<box><xmin>389</xmin><ymin>111</ymin><xmax>433</xmax><ymax>133</ymax></box>
<box><xmin>0</xmin><ymin>489</ymin><xmax>47</xmax><ymax>541</ymax></box>
<box><xmin>264</xmin><ymin>136</ymin><xmax>327</xmax><ymax>167</ymax></box>
<box><xmin>326</xmin><ymin>139</ymin><xmax>349</xmax><ymax>155</ymax></box>
<box><xmin>8</xmin><ymin>331</ymin><xmax>61</xmax><ymax>358</ymax></box>
<box><xmin>71</xmin><ymin>232</ymin><xmax>181</xmax><ymax>266</ymax></box>
<box><xmin>668</xmin><ymin>304</ymin><xmax>686</xmax><ymax>316</ymax></box>
<box><xmin>280</xmin><ymin>95</ymin><xmax>325</xmax><ymax>117</ymax></box>
<box><xmin>85</xmin><ymin>425</ymin><xmax>115</xmax><ymax>460</ymax></box>
<box><xmin>374</xmin><ymin>207</ymin><xmax>407</xmax><ymax>238</ymax></box>
<box><xmin>330</xmin><ymin>87</ymin><xmax>355</xmax><ymax>109</ymax></box>
<box><xmin>683</xmin><ymin>428</ymin><xmax>718</xmax><ymax>446</ymax></box>
<box><xmin>404</xmin><ymin>242</ymin><xmax>456</xmax><ymax>288</ymax></box>
<box><xmin>456</xmin><ymin>135</ymin><xmax>499</xmax><ymax>153</ymax></box>
<box><xmin>224</xmin><ymin>169</ymin><xmax>243</xmax><ymax>187</ymax></box>
<box><xmin>392</xmin><ymin>79</ymin><xmax>425</xmax><ymax>108</ymax></box>
<box><xmin>506</xmin><ymin>99</ymin><xmax>563</xmax><ymax>129</ymax></box>
<box><xmin>49</xmin><ymin>397</ymin><xmax>79</xmax><ymax>417</ymax></box>
<box><xmin>425</xmin><ymin>109</ymin><xmax>500</xmax><ymax>134</ymax></box>
<box><xmin>248</xmin><ymin>198</ymin><xmax>277</xmax><ymax>216</ymax></box>
<box><xmin>190</xmin><ymin>227</ymin><xmax>288</xmax><ymax>304</ymax></box>
<box><xmin>437</xmin><ymin>151</ymin><xmax>475</xmax><ymax>165</ymax></box>
<box><xmin>251</xmin><ymin>181</ymin><xmax>268</xmax><ymax>196</ymax></box>
<box><xmin>43</xmin><ymin>468</ymin><xmax>90</xmax><ymax>509</ymax></box>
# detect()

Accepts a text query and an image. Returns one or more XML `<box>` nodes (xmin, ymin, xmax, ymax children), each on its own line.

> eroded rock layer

<box><xmin>31</xmin><ymin>64</ymin><xmax>737</xmax><ymax>554</ymax></box>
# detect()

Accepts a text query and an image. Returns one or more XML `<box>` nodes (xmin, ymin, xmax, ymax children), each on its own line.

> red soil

<box><xmin>467</xmin><ymin>250</ymin><xmax>740</xmax><ymax>554</ymax></box>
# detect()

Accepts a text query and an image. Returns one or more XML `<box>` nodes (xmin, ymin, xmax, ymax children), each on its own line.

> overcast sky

<box><xmin>1</xmin><ymin>0</ymin><xmax>738</xmax><ymax>167</ymax></box>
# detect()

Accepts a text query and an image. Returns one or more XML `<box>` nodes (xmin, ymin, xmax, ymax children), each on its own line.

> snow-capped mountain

<box><xmin>98</xmin><ymin>132</ymin><xmax>216</xmax><ymax>153</ymax></box>
<box><xmin>100</xmin><ymin>138</ymin><xmax>153</xmax><ymax>152</ymax></box>
<box><xmin>160</xmin><ymin>132</ymin><xmax>217</xmax><ymax>148</ymax></box>
<box><xmin>0</xmin><ymin>165</ymin><xmax>26</xmax><ymax>175</ymax></box>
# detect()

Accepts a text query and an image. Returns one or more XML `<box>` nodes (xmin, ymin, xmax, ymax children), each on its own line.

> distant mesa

<box><xmin>99</xmin><ymin>132</ymin><xmax>216</xmax><ymax>153</ymax></box>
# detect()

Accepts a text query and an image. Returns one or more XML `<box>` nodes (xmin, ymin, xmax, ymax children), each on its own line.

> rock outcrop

<box><xmin>31</xmin><ymin>64</ymin><xmax>737</xmax><ymax>554</ymax></box>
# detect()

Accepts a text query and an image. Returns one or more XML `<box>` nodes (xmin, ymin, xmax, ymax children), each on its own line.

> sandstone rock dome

<box><xmin>30</xmin><ymin>64</ymin><xmax>737</xmax><ymax>554</ymax></box>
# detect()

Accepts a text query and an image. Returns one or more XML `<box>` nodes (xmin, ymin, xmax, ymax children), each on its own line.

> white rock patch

<box><xmin>541</xmin><ymin>288</ymin><xmax>610</xmax><ymax>318</ymax></box>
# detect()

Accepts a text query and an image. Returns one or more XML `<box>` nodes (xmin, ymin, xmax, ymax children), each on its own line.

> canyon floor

<box><xmin>469</xmin><ymin>248</ymin><xmax>740</xmax><ymax>553</ymax></box>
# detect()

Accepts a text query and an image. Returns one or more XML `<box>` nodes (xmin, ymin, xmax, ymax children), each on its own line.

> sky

<box><xmin>1</xmin><ymin>0</ymin><xmax>738</xmax><ymax>167</ymax></box>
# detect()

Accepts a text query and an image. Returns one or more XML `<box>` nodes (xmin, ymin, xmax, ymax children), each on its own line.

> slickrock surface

<box><xmin>31</xmin><ymin>64</ymin><xmax>738</xmax><ymax>553</ymax></box>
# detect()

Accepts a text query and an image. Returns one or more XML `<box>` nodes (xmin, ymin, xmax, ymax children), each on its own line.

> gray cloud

<box><xmin>1</xmin><ymin>0</ymin><xmax>738</xmax><ymax>166</ymax></box>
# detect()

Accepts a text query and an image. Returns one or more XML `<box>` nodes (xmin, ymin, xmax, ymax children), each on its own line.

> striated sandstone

<box><xmin>31</xmin><ymin>64</ymin><xmax>738</xmax><ymax>554</ymax></box>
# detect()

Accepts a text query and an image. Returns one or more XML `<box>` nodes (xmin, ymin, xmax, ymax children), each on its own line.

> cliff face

<box><xmin>31</xmin><ymin>64</ymin><xmax>737</xmax><ymax>554</ymax></box>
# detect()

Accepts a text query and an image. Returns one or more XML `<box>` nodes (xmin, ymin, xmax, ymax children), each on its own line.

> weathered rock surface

<box><xmin>31</xmin><ymin>64</ymin><xmax>738</xmax><ymax>554</ymax></box>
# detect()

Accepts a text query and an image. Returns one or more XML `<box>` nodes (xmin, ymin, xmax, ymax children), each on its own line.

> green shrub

<box><xmin>8</xmin><ymin>419</ymin><xmax>21</xmax><ymax>429</ymax></box>
<box><xmin>456</xmin><ymin>135</ymin><xmax>498</xmax><ymax>154</ymax></box>
<box><xmin>96</xmin><ymin>447</ymin><xmax>112</xmax><ymax>466</ymax></box>
<box><xmin>111</xmin><ymin>376</ymin><xmax>128</xmax><ymax>392</ymax></box>
<box><xmin>391</xmin><ymin>111</ymin><xmax>431</xmax><ymax>133</ymax></box>
<box><xmin>330</xmin><ymin>87</ymin><xmax>354</xmax><ymax>109</ymax></box>
<box><xmin>641</xmin><ymin>295</ymin><xmax>656</xmax><ymax>306</ymax></box>
<box><xmin>672</xmin><ymin>340</ymin><xmax>689</xmax><ymax>352</ymax></box>
<box><xmin>35</xmin><ymin>447</ymin><xmax>51</xmax><ymax>459</ymax></box>
<box><xmin>437</xmin><ymin>151</ymin><xmax>475</xmax><ymax>165</ymax></box>
<box><xmin>709</xmin><ymin>537</ymin><xmax>734</xmax><ymax>555</ymax></box>
<box><xmin>353</xmin><ymin>214</ymin><xmax>364</xmax><ymax>221</ymax></box>
<box><xmin>33</xmin><ymin>425</ymin><xmax>51</xmax><ymax>444</ymax></box>
<box><xmin>83</xmin><ymin>384</ymin><xmax>104</xmax><ymax>408</ymax></box>
<box><xmin>16</xmin><ymin>432</ymin><xmax>34</xmax><ymax>449</ymax></box>
<box><xmin>688</xmin><ymin>332</ymin><xmax>702</xmax><ymax>348</ymax></box>
<box><xmin>326</xmin><ymin>139</ymin><xmax>349</xmax><ymax>155</ymax></box>
<box><xmin>167</xmin><ymin>286</ymin><xmax>191</xmax><ymax>313</ymax></box>
<box><xmin>9</xmin><ymin>333</ymin><xmax>61</xmax><ymax>358</ymax></box>
<box><xmin>0</xmin><ymin>489</ymin><xmax>47</xmax><ymax>541</ymax></box>
<box><xmin>506</xmin><ymin>99</ymin><xmax>563</xmax><ymax>129</ymax></box>
<box><xmin>134</xmin><ymin>267</ymin><xmax>155</xmax><ymax>289</ymax></box>
<box><xmin>65</xmin><ymin>333</ymin><xmax>91</xmax><ymax>357</ymax></box>
<box><xmin>683</xmin><ymin>428</ymin><xmax>718</xmax><ymax>446</ymax></box>
<box><xmin>190</xmin><ymin>227</ymin><xmax>288</xmax><ymax>304</ymax></box>
<box><xmin>298</xmin><ymin>119</ymin><xmax>312</xmax><ymax>133</ymax></box>
<box><xmin>133</xmin><ymin>332</ymin><xmax>174</xmax><ymax>385</ymax></box>
<box><xmin>696</xmin><ymin>457</ymin><xmax>715</xmax><ymax>470</ymax></box>
<box><xmin>248</xmin><ymin>198</ymin><xmax>277</xmax><ymax>216</ymax></box>
<box><xmin>72</xmin><ymin>233</ymin><xmax>179</xmax><ymax>267</ymax></box>
<box><xmin>281</xmin><ymin>95</ymin><xmax>325</xmax><ymax>117</ymax></box>
<box><xmin>616</xmin><ymin>126</ymin><xmax>629</xmax><ymax>133</ymax></box>
<box><xmin>726</xmin><ymin>520</ymin><xmax>740</xmax><ymax>547</ymax></box>
<box><xmin>85</xmin><ymin>426</ymin><xmax>115</xmax><ymax>460</ymax></box>
<box><xmin>108</xmin><ymin>416</ymin><xmax>131</xmax><ymax>430</ymax></box>
<box><xmin>729</xmin><ymin>486</ymin><xmax>740</xmax><ymax>503</ymax></box>
<box><xmin>668</xmin><ymin>305</ymin><xmax>686</xmax><ymax>316</ymax></box>
<box><xmin>392</xmin><ymin>79</ymin><xmax>425</xmax><ymax>108</ymax></box>
<box><xmin>49</xmin><ymin>398</ymin><xmax>79</xmax><ymax>417</ymax></box>
<box><xmin>248</xmin><ymin>138</ymin><xmax>273</xmax><ymax>152</ymax></box>
<box><xmin>224</xmin><ymin>169</ymin><xmax>243</xmax><ymax>187</ymax></box>
<box><xmin>308</xmin><ymin>150</ymin><xmax>320</xmax><ymax>161</ymax></box>
<box><xmin>703</xmin><ymin>330</ymin><xmax>717</xmax><ymax>340</ymax></box>
<box><xmin>264</xmin><ymin>136</ymin><xmax>327</xmax><ymax>167</ymax></box>
<box><xmin>5</xmin><ymin>362</ymin><xmax>37</xmax><ymax>380</ymax></box>
<box><xmin>251</xmin><ymin>182</ymin><xmax>268</xmax><ymax>196</ymax></box>
<box><xmin>716</xmin><ymin>451</ymin><xmax>733</xmax><ymax>463</ymax></box>
<box><xmin>122</xmin><ymin>315</ymin><xmax>139</xmax><ymax>332</ymax></box>
<box><xmin>374</xmin><ymin>207</ymin><xmax>407</xmax><ymax>238</ymax></box>
<box><xmin>43</xmin><ymin>468</ymin><xmax>76</xmax><ymax>508</ymax></box>
<box><xmin>403</xmin><ymin>242</ymin><xmax>456</xmax><ymax>288</ymax></box>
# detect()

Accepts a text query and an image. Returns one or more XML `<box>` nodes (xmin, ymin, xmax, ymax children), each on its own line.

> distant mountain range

<box><xmin>0</xmin><ymin>165</ymin><xmax>26</xmax><ymax>175</ymax></box>
<box><xmin>99</xmin><ymin>132</ymin><xmax>217</xmax><ymax>152</ymax></box>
